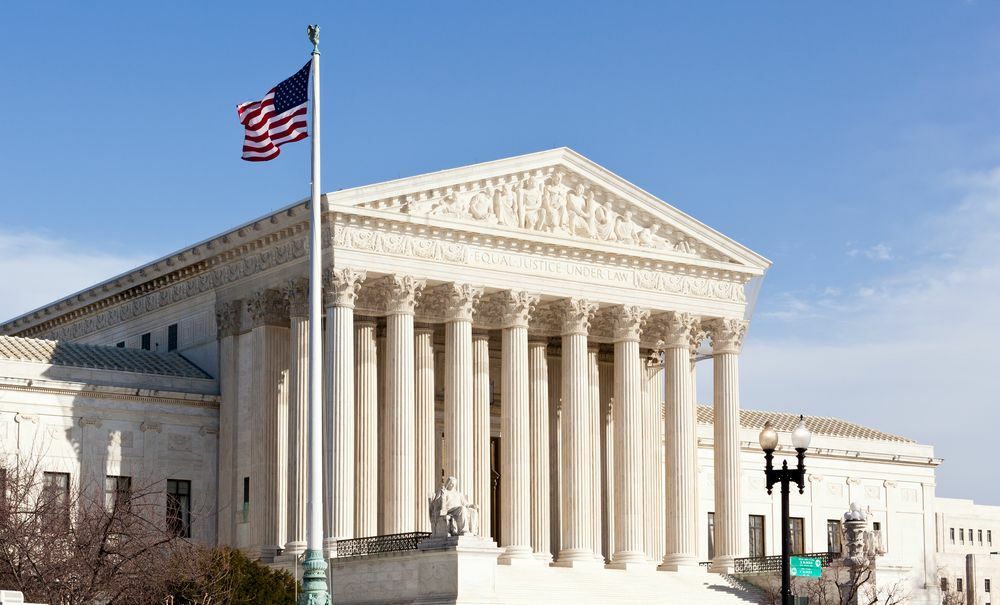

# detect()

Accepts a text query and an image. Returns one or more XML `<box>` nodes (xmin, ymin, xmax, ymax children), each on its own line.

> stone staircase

<box><xmin>495</xmin><ymin>565</ymin><xmax>763</xmax><ymax>604</ymax></box>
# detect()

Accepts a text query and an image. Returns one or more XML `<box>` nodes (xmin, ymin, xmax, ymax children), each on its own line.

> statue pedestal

<box><xmin>415</xmin><ymin>535</ymin><xmax>503</xmax><ymax>604</ymax></box>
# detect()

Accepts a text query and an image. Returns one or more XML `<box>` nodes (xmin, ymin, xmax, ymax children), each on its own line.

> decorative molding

<box><xmin>284</xmin><ymin>277</ymin><xmax>310</xmax><ymax>318</ymax></box>
<box><xmin>78</xmin><ymin>416</ymin><xmax>102</xmax><ymax>428</ymax></box>
<box><xmin>215</xmin><ymin>300</ymin><xmax>243</xmax><ymax>338</ymax></box>
<box><xmin>883</xmin><ymin>480</ymin><xmax>897</xmax><ymax>489</ymax></box>
<box><xmin>14</xmin><ymin>412</ymin><xmax>38</xmax><ymax>424</ymax></box>
<box><xmin>323</xmin><ymin>267</ymin><xmax>367</xmax><ymax>309</ymax></box>
<box><xmin>140</xmin><ymin>421</ymin><xmax>162</xmax><ymax>433</ymax></box>
<box><xmin>706</xmin><ymin>318</ymin><xmax>749</xmax><ymax>355</ymax></box>
<box><xmin>807</xmin><ymin>474</ymin><xmax>824</xmax><ymax>483</ymax></box>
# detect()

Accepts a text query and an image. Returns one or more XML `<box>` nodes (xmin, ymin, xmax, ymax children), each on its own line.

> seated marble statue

<box><xmin>428</xmin><ymin>476</ymin><xmax>480</xmax><ymax>537</ymax></box>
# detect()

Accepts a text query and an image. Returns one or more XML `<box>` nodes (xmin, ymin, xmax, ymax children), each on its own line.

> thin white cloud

<box><xmin>724</xmin><ymin>169</ymin><xmax>1000</xmax><ymax>502</ymax></box>
<box><xmin>0</xmin><ymin>231</ymin><xmax>149</xmax><ymax>325</ymax></box>
<box><xmin>846</xmin><ymin>241</ymin><xmax>894</xmax><ymax>261</ymax></box>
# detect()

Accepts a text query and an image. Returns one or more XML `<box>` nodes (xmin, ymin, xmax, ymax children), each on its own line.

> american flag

<box><xmin>237</xmin><ymin>60</ymin><xmax>311</xmax><ymax>161</ymax></box>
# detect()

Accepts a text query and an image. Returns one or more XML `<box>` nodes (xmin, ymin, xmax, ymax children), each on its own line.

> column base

<box><xmin>533</xmin><ymin>551</ymin><xmax>554</xmax><ymax>563</ymax></box>
<box><xmin>498</xmin><ymin>544</ymin><xmax>540</xmax><ymax>565</ymax></box>
<box><xmin>606</xmin><ymin>558</ymin><xmax>656</xmax><ymax>572</ymax></box>
<box><xmin>658</xmin><ymin>554</ymin><xmax>706</xmax><ymax>574</ymax></box>
<box><xmin>322</xmin><ymin>537</ymin><xmax>338</xmax><ymax>559</ymax></box>
<box><xmin>283</xmin><ymin>541</ymin><xmax>307</xmax><ymax>556</ymax></box>
<box><xmin>709</xmin><ymin>555</ymin><xmax>737</xmax><ymax>574</ymax></box>
<box><xmin>553</xmin><ymin>549</ymin><xmax>605</xmax><ymax>569</ymax></box>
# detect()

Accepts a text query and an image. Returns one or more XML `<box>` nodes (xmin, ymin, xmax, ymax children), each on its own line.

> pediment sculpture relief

<box><xmin>396</xmin><ymin>169</ymin><xmax>723</xmax><ymax>260</ymax></box>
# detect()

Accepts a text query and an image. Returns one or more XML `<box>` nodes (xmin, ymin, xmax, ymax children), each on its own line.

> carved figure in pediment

<box><xmin>614</xmin><ymin>210</ymin><xmax>637</xmax><ymax>244</ymax></box>
<box><xmin>594</xmin><ymin>201</ymin><xmax>617</xmax><ymax>241</ymax></box>
<box><xmin>674</xmin><ymin>238</ymin><xmax>695</xmax><ymax>254</ymax></box>
<box><xmin>519</xmin><ymin>175</ymin><xmax>545</xmax><ymax>231</ymax></box>
<box><xmin>429</xmin><ymin>191</ymin><xmax>466</xmax><ymax>217</ymax></box>
<box><xmin>567</xmin><ymin>184</ymin><xmax>600</xmax><ymax>238</ymax></box>
<box><xmin>493</xmin><ymin>183</ymin><xmax>519</xmax><ymax>227</ymax></box>
<box><xmin>541</xmin><ymin>173</ymin><xmax>569</xmax><ymax>234</ymax></box>
<box><xmin>468</xmin><ymin>188</ymin><xmax>494</xmax><ymax>222</ymax></box>
<box><xmin>637</xmin><ymin>224</ymin><xmax>670</xmax><ymax>249</ymax></box>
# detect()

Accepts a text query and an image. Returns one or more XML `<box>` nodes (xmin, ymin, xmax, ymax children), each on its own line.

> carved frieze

<box><xmin>247</xmin><ymin>288</ymin><xmax>289</xmax><ymax>328</ymax></box>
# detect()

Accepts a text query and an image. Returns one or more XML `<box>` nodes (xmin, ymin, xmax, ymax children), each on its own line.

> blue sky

<box><xmin>2</xmin><ymin>2</ymin><xmax>999</xmax><ymax>502</ymax></box>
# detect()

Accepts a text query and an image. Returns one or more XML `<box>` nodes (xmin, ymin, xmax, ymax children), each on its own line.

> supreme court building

<box><xmin>1</xmin><ymin>149</ymin><xmax>981</xmax><ymax>604</ymax></box>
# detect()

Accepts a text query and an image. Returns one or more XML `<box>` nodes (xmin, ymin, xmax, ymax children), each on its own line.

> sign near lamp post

<box><xmin>759</xmin><ymin>416</ymin><xmax>813</xmax><ymax>605</ymax></box>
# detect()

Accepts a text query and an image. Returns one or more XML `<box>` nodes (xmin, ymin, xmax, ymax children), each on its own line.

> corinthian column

<box><xmin>607</xmin><ymin>305</ymin><xmax>650</xmax><ymax>570</ymax></box>
<box><xmin>414</xmin><ymin>325</ymin><xmax>436</xmax><ymax>531</ymax></box>
<box><xmin>441</xmin><ymin>284</ymin><xmax>482</xmax><ymax>498</ymax></box>
<box><xmin>283</xmin><ymin>280</ymin><xmax>309</xmax><ymax>554</ymax></box>
<box><xmin>658</xmin><ymin>311</ymin><xmax>701</xmax><ymax>571</ymax></box>
<box><xmin>598</xmin><ymin>348</ymin><xmax>615</xmax><ymax>563</ymax></box>
<box><xmin>247</xmin><ymin>288</ymin><xmax>289</xmax><ymax>561</ymax></box>
<box><xmin>555</xmin><ymin>298</ymin><xmax>600</xmax><ymax>567</ymax></box>
<box><xmin>323</xmin><ymin>268</ymin><xmax>365</xmax><ymax>548</ymax></box>
<box><xmin>472</xmin><ymin>331</ymin><xmax>492</xmax><ymax>537</ymax></box>
<box><xmin>707</xmin><ymin>318</ymin><xmax>748</xmax><ymax>573</ymax></box>
<box><xmin>495</xmin><ymin>290</ymin><xmax>539</xmax><ymax>563</ymax></box>
<box><xmin>587</xmin><ymin>344</ymin><xmax>603</xmax><ymax>561</ymax></box>
<box><xmin>379</xmin><ymin>275</ymin><xmax>425</xmax><ymax>534</ymax></box>
<box><xmin>214</xmin><ymin>300</ymin><xmax>242</xmax><ymax>547</ymax></box>
<box><xmin>528</xmin><ymin>337</ymin><xmax>551</xmax><ymax>560</ymax></box>
<box><xmin>354</xmin><ymin>319</ymin><xmax>378</xmax><ymax>537</ymax></box>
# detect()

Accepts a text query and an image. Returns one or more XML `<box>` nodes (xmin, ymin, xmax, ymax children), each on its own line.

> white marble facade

<box><xmin>0</xmin><ymin>149</ymin><xmax>984</xmax><ymax>603</ymax></box>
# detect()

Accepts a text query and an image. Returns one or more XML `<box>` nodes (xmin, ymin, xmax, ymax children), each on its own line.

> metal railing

<box><xmin>732</xmin><ymin>551</ymin><xmax>835</xmax><ymax>575</ymax></box>
<box><xmin>333</xmin><ymin>532</ymin><xmax>431</xmax><ymax>558</ymax></box>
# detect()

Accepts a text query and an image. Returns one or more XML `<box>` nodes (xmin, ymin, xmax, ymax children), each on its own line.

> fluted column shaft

<box><xmin>599</xmin><ymin>353</ymin><xmax>615</xmax><ymax>563</ymax></box>
<box><xmin>660</xmin><ymin>312</ymin><xmax>700</xmax><ymax>570</ymax></box>
<box><xmin>323</xmin><ymin>269</ymin><xmax>364</xmax><ymax>546</ymax></box>
<box><xmin>610</xmin><ymin>334</ymin><xmax>646</xmax><ymax>565</ymax></box>
<box><xmin>247</xmin><ymin>289</ymin><xmax>289</xmax><ymax>561</ymax></box>
<box><xmin>499</xmin><ymin>297</ymin><xmax>535</xmax><ymax>561</ymax></box>
<box><xmin>587</xmin><ymin>345</ymin><xmax>603</xmax><ymax>561</ymax></box>
<box><xmin>547</xmin><ymin>348</ymin><xmax>562</xmax><ymax>559</ymax></box>
<box><xmin>284</xmin><ymin>281</ymin><xmax>309</xmax><ymax>553</ymax></box>
<box><xmin>709</xmin><ymin>319</ymin><xmax>748</xmax><ymax>572</ymax></box>
<box><xmin>472</xmin><ymin>332</ymin><xmax>492</xmax><ymax>537</ymax></box>
<box><xmin>214</xmin><ymin>301</ymin><xmax>241</xmax><ymax>547</ymax></box>
<box><xmin>556</xmin><ymin>298</ymin><xmax>599</xmax><ymax>565</ymax></box>
<box><xmin>444</xmin><ymin>317</ymin><xmax>474</xmax><ymax>495</ymax></box>
<box><xmin>354</xmin><ymin>320</ymin><xmax>378</xmax><ymax>537</ymax></box>
<box><xmin>380</xmin><ymin>275</ymin><xmax>424</xmax><ymax>534</ymax></box>
<box><xmin>528</xmin><ymin>338</ymin><xmax>551</xmax><ymax>560</ymax></box>
<box><xmin>414</xmin><ymin>327</ymin><xmax>436</xmax><ymax>531</ymax></box>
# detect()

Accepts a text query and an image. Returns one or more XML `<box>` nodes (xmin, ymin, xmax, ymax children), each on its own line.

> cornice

<box><xmin>0</xmin><ymin>378</ymin><xmax>220</xmax><ymax>408</ymax></box>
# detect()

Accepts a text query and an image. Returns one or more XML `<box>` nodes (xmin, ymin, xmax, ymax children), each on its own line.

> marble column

<box><xmin>498</xmin><ymin>290</ymin><xmax>539</xmax><ymax>563</ymax></box>
<box><xmin>354</xmin><ymin>319</ymin><xmax>378</xmax><ymax>537</ymax></box>
<box><xmin>376</xmin><ymin>324</ymin><xmax>386</xmax><ymax>534</ymax></box>
<box><xmin>472</xmin><ymin>331</ymin><xmax>492</xmax><ymax>537</ymax></box>
<box><xmin>414</xmin><ymin>325</ymin><xmax>436</xmax><ymax>531</ymax></box>
<box><xmin>323</xmin><ymin>268</ymin><xmax>365</xmax><ymax>548</ymax></box>
<box><xmin>659</xmin><ymin>312</ymin><xmax>701</xmax><ymax>571</ymax></box>
<box><xmin>555</xmin><ymin>298</ymin><xmax>600</xmax><ymax>566</ymax></box>
<box><xmin>608</xmin><ymin>305</ymin><xmax>649</xmax><ymax>569</ymax></box>
<box><xmin>442</xmin><ymin>284</ymin><xmax>482</xmax><ymax>499</ymax></box>
<box><xmin>598</xmin><ymin>348</ymin><xmax>615</xmax><ymax>563</ymax></box>
<box><xmin>283</xmin><ymin>281</ymin><xmax>309</xmax><ymax>554</ymax></box>
<box><xmin>528</xmin><ymin>337</ymin><xmax>551</xmax><ymax>560</ymax></box>
<box><xmin>547</xmin><ymin>343</ymin><xmax>562</xmax><ymax>559</ymax></box>
<box><xmin>379</xmin><ymin>275</ymin><xmax>425</xmax><ymax>534</ymax></box>
<box><xmin>648</xmin><ymin>360</ymin><xmax>666</xmax><ymax>562</ymax></box>
<box><xmin>707</xmin><ymin>318</ymin><xmax>748</xmax><ymax>572</ymax></box>
<box><xmin>587</xmin><ymin>344</ymin><xmax>603</xmax><ymax>561</ymax></box>
<box><xmin>247</xmin><ymin>288</ymin><xmax>290</xmax><ymax>560</ymax></box>
<box><xmin>214</xmin><ymin>300</ymin><xmax>242</xmax><ymax>546</ymax></box>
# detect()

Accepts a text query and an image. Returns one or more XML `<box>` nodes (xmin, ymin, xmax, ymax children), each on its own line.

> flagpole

<box><xmin>301</xmin><ymin>23</ymin><xmax>331</xmax><ymax>605</ymax></box>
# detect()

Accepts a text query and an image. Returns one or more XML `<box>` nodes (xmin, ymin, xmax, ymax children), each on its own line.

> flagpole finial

<box><xmin>307</xmin><ymin>24</ymin><xmax>320</xmax><ymax>54</ymax></box>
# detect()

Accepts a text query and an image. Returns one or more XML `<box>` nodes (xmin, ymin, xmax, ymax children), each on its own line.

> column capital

<box><xmin>652</xmin><ymin>311</ymin><xmax>699</xmax><ymax>349</ymax></box>
<box><xmin>215</xmin><ymin>299</ymin><xmax>243</xmax><ymax>338</ymax></box>
<box><xmin>284</xmin><ymin>277</ymin><xmax>310</xmax><ymax>318</ymax></box>
<box><xmin>247</xmin><ymin>288</ymin><xmax>289</xmax><ymax>328</ymax></box>
<box><xmin>371</xmin><ymin>274</ymin><xmax>425</xmax><ymax>315</ymax></box>
<box><xmin>472</xmin><ymin>329</ymin><xmax>491</xmax><ymax>342</ymax></box>
<box><xmin>706</xmin><ymin>318</ymin><xmax>749</xmax><ymax>355</ymax></box>
<box><xmin>483</xmin><ymin>290</ymin><xmax>540</xmax><ymax>329</ymax></box>
<box><xmin>527</xmin><ymin>336</ymin><xmax>549</xmax><ymax>348</ymax></box>
<box><xmin>554</xmin><ymin>298</ymin><xmax>598</xmax><ymax>335</ymax></box>
<box><xmin>607</xmin><ymin>304</ymin><xmax>649</xmax><ymax>342</ymax></box>
<box><xmin>323</xmin><ymin>267</ymin><xmax>367</xmax><ymax>308</ymax></box>
<box><xmin>427</xmin><ymin>282</ymin><xmax>483</xmax><ymax>322</ymax></box>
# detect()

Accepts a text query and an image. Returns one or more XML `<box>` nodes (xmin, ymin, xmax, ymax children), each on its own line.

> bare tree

<box><xmin>757</xmin><ymin>557</ymin><xmax>909</xmax><ymax>605</ymax></box>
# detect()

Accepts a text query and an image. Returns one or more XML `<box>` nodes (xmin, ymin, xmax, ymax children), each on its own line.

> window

<box><xmin>707</xmin><ymin>512</ymin><xmax>715</xmax><ymax>560</ymax></box>
<box><xmin>166</xmin><ymin>479</ymin><xmax>191</xmax><ymax>538</ymax></box>
<box><xmin>790</xmin><ymin>517</ymin><xmax>805</xmax><ymax>554</ymax></box>
<box><xmin>242</xmin><ymin>477</ymin><xmax>250</xmax><ymax>523</ymax></box>
<box><xmin>990</xmin><ymin>530</ymin><xmax>993</xmax><ymax>547</ymax></box>
<box><xmin>167</xmin><ymin>323</ymin><xmax>178</xmax><ymax>352</ymax></box>
<box><xmin>116</xmin><ymin>341</ymin><xmax>125</xmax><ymax>348</ymax></box>
<box><xmin>42</xmin><ymin>472</ymin><xmax>70</xmax><ymax>528</ymax></box>
<box><xmin>981</xmin><ymin>529</ymin><xmax>985</xmax><ymax>545</ymax></box>
<box><xmin>987</xmin><ymin>579</ymin><xmax>992</xmax><ymax>593</ymax></box>
<box><xmin>827</xmin><ymin>519</ymin><xmax>843</xmax><ymax>555</ymax></box>
<box><xmin>141</xmin><ymin>333</ymin><xmax>151</xmax><ymax>351</ymax></box>
<box><xmin>951</xmin><ymin>528</ymin><xmax>956</xmax><ymax>544</ymax></box>
<box><xmin>749</xmin><ymin>515</ymin><xmax>765</xmax><ymax>558</ymax></box>
<box><xmin>872</xmin><ymin>521</ymin><xmax>885</xmax><ymax>552</ymax></box>
<box><xmin>104</xmin><ymin>475</ymin><xmax>131</xmax><ymax>514</ymax></box>
<box><xmin>941</xmin><ymin>577</ymin><xmax>949</xmax><ymax>592</ymax></box>
<box><xmin>958</xmin><ymin>578</ymin><xmax>964</xmax><ymax>592</ymax></box>
<box><xmin>961</xmin><ymin>528</ymin><xmax>965</xmax><ymax>544</ymax></box>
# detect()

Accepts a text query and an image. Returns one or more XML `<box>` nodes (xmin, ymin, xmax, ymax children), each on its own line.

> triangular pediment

<box><xmin>327</xmin><ymin>148</ymin><xmax>770</xmax><ymax>272</ymax></box>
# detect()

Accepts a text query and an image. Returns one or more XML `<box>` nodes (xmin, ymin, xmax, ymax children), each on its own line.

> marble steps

<box><xmin>494</xmin><ymin>565</ymin><xmax>761</xmax><ymax>604</ymax></box>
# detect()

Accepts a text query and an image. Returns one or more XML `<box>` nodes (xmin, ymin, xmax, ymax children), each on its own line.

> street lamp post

<box><xmin>758</xmin><ymin>416</ymin><xmax>812</xmax><ymax>605</ymax></box>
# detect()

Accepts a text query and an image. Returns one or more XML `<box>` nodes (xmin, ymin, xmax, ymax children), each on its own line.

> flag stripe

<box><xmin>237</xmin><ymin>61</ymin><xmax>311</xmax><ymax>162</ymax></box>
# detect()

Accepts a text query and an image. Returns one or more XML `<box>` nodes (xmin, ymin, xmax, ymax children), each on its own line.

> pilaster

<box><xmin>215</xmin><ymin>299</ymin><xmax>242</xmax><ymax>547</ymax></box>
<box><xmin>283</xmin><ymin>280</ymin><xmax>309</xmax><ymax>554</ymax></box>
